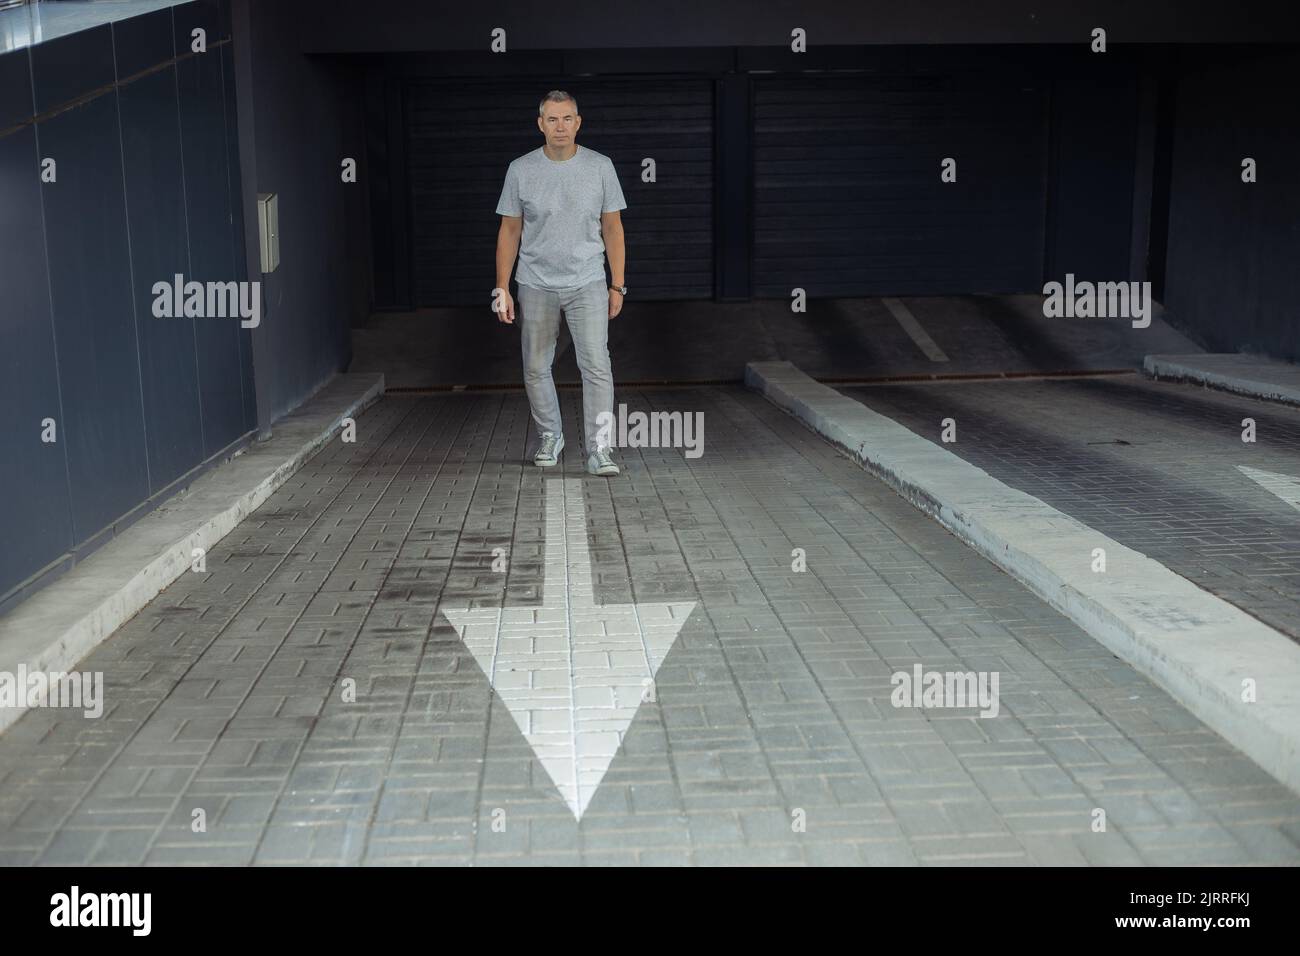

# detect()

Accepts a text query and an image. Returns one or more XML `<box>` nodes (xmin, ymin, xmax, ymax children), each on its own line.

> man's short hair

<box><xmin>539</xmin><ymin>90</ymin><xmax>578</xmax><ymax>117</ymax></box>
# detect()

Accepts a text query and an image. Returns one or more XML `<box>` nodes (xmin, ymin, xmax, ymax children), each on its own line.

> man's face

<box><xmin>537</xmin><ymin>100</ymin><xmax>580</xmax><ymax>148</ymax></box>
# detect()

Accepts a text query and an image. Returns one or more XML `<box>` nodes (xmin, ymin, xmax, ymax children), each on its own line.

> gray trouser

<box><xmin>517</xmin><ymin>278</ymin><xmax>613</xmax><ymax>454</ymax></box>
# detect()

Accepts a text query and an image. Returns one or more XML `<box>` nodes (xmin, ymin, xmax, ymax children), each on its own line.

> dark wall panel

<box><xmin>0</xmin><ymin>113</ymin><xmax>74</xmax><ymax>593</ymax></box>
<box><xmin>37</xmin><ymin>92</ymin><xmax>150</xmax><ymax>542</ymax></box>
<box><xmin>117</xmin><ymin>62</ymin><xmax>206</xmax><ymax>491</ymax></box>
<box><xmin>337</xmin><ymin>61</ymin><xmax>373</xmax><ymax>325</ymax></box>
<box><xmin>112</xmin><ymin>6</ymin><xmax>174</xmax><ymax>79</ymax></box>
<box><xmin>222</xmin><ymin>39</ymin><xmax>258</xmax><ymax>434</ymax></box>
<box><xmin>1164</xmin><ymin>48</ymin><xmax>1300</xmax><ymax>361</ymax></box>
<box><xmin>0</xmin><ymin>1</ymin><xmax>263</xmax><ymax>605</ymax></box>
<box><xmin>30</xmin><ymin>25</ymin><xmax>115</xmax><ymax>114</ymax></box>
<box><xmin>175</xmin><ymin>1</ymin><xmax>247</xmax><ymax>457</ymax></box>
<box><xmin>0</xmin><ymin>44</ymin><xmax>34</xmax><ymax>129</ymax></box>
<box><xmin>363</xmin><ymin>70</ymin><xmax>402</xmax><ymax>308</ymax></box>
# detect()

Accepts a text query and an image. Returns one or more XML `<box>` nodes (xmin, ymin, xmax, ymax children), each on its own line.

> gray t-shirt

<box><xmin>495</xmin><ymin>144</ymin><xmax>627</xmax><ymax>292</ymax></box>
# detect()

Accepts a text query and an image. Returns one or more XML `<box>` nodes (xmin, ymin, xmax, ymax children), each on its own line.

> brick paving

<box><xmin>1</xmin><ymin>387</ymin><xmax>1298</xmax><ymax>865</ymax></box>
<box><xmin>845</xmin><ymin>375</ymin><xmax>1300</xmax><ymax>640</ymax></box>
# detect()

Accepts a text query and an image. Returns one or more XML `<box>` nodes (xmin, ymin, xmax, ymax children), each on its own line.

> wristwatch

<box><xmin>610</xmin><ymin>285</ymin><xmax>627</xmax><ymax>295</ymax></box>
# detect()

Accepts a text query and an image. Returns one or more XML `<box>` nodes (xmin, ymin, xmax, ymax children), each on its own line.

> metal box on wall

<box><xmin>256</xmin><ymin>192</ymin><xmax>279</xmax><ymax>274</ymax></box>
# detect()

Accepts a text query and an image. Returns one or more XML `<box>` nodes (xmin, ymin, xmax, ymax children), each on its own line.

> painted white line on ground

<box><xmin>881</xmin><ymin>297</ymin><xmax>949</xmax><ymax>363</ymax></box>
<box><xmin>746</xmin><ymin>359</ymin><xmax>1300</xmax><ymax>794</ymax></box>
<box><xmin>1239</xmin><ymin>465</ymin><xmax>1300</xmax><ymax>513</ymax></box>
<box><xmin>441</xmin><ymin>478</ymin><xmax>695</xmax><ymax>820</ymax></box>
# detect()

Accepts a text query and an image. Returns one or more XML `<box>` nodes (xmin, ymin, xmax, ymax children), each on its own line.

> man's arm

<box><xmin>600</xmin><ymin>209</ymin><xmax>625</xmax><ymax>287</ymax></box>
<box><xmin>496</xmin><ymin>215</ymin><xmax>522</xmax><ymax>290</ymax></box>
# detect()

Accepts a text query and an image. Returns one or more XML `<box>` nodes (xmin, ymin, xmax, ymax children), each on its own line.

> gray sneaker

<box><xmin>534</xmin><ymin>432</ymin><xmax>563</xmax><ymax>467</ymax></box>
<box><xmin>586</xmin><ymin>446</ymin><xmax>619</xmax><ymax>477</ymax></box>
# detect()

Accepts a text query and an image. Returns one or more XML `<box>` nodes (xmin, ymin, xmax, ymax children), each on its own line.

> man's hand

<box><xmin>493</xmin><ymin>287</ymin><xmax>516</xmax><ymax>324</ymax></box>
<box><xmin>608</xmin><ymin>288</ymin><xmax>623</xmax><ymax>320</ymax></box>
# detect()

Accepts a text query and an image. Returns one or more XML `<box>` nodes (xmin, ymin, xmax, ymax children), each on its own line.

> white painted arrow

<box><xmin>440</xmin><ymin>478</ymin><xmax>695</xmax><ymax>820</ymax></box>
<box><xmin>1238</xmin><ymin>465</ymin><xmax>1300</xmax><ymax>513</ymax></box>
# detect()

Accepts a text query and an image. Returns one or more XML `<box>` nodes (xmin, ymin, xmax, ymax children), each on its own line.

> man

<box><xmin>493</xmin><ymin>90</ymin><xmax>628</xmax><ymax>477</ymax></box>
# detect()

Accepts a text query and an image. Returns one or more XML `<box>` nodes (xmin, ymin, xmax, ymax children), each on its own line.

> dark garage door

<box><xmin>406</xmin><ymin>77</ymin><xmax>714</xmax><ymax>306</ymax></box>
<box><xmin>752</xmin><ymin>70</ymin><xmax>1050</xmax><ymax>297</ymax></box>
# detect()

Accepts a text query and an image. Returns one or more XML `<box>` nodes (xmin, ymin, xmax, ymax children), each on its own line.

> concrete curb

<box><xmin>0</xmin><ymin>372</ymin><xmax>385</xmax><ymax>735</ymax></box>
<box><xmin>1145</xmin><ymin>353</ymin><xmax>1300</xmax><ymax>407</ymax></box>
<box><xmin>746</xmin><ymin>360</ymin><xmax>1300</xmax><ymax>794</ymax></box>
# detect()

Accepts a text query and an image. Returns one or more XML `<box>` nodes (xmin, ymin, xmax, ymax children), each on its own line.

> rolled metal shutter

<box><xmin>406</xmin><ymin>77</ymin><xmax>714</xmax><ymax>305</ymax></box>
<box><xmin>752</xmin><ymin>71</ymin><xmax>1049</xmax><ymax>297</ymax></box>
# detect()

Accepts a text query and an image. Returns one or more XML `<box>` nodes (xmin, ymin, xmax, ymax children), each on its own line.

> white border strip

<box><xmin>746</xmin><ymin>360</ymin><xmax>1300</xmax><ymax>793</ymax></box>
<box><xmin>1145</xmin><ymin>354</ymin><xmax>1300</xmax><ymax>407</ymax></box>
